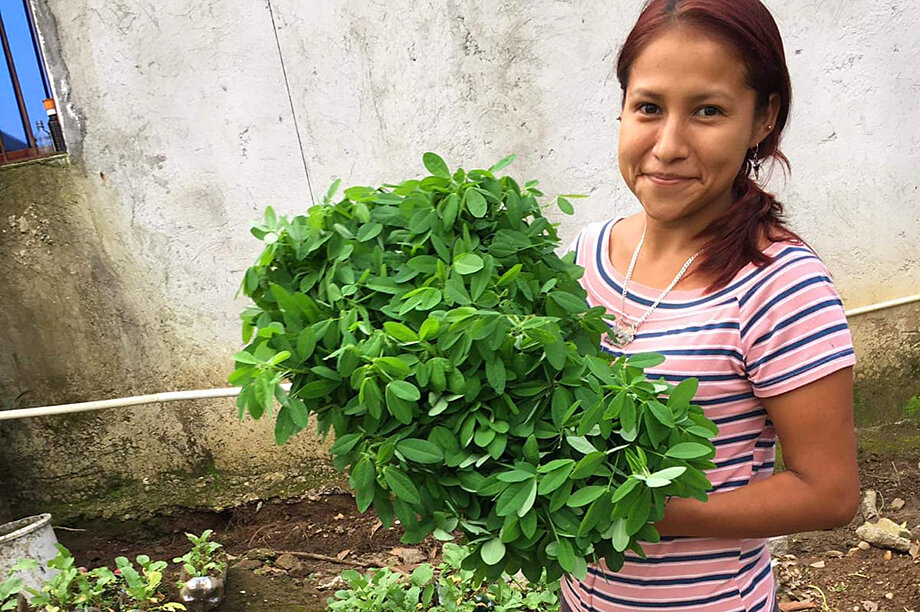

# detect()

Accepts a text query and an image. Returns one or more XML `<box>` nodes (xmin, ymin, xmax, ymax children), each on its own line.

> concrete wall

<box><xmin>1</xmin><ymin>0</ymin><xmax>917</xmax><ymax>519</ymax></box>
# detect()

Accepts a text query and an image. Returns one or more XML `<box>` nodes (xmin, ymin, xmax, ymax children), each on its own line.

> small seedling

<box><xmin>172</xmin><ymin>530</ymin><xmax>226</xmax><ymax>587</ymax></box>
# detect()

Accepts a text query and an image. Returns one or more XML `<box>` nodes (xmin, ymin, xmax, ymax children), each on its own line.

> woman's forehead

<box><xmin>627</xmin><ymin>27</ymin><xmax>750</xmax><ymax>96</ymax></box>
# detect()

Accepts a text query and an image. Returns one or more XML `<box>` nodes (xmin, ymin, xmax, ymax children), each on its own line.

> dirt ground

<box><xmin>57</xmin><ymin>456</ymin><xmax>920</xmax><ymax>612</ymax></box>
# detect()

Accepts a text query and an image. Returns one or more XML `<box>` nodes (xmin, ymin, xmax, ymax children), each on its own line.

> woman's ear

<box><xmin>756</xmin><ymin>93</ymin><xmax>781</xmax><ymax>144</ymax></box>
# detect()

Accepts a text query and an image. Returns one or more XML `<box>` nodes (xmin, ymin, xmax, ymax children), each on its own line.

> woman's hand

<box><xmin>654</xmin><ymin>367</ymin><xmax>859</xmax><ymax>538</ymax></box>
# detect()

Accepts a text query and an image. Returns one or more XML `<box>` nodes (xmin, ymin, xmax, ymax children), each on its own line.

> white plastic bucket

<box><xmin>0</xmin><ymin>514</ymin><xmax>59</xmax><ymax>592</ymax></box>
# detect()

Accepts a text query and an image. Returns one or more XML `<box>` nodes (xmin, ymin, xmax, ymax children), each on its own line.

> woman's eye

<box><xmin>636</xmin><ymin>103</ymin><xmax>659</xmax><ymax>115</ymax></box>
<box><xmin>696</xmin><ymin>105</ymin><xmax>723</xmax><ymax>117</ymax></box>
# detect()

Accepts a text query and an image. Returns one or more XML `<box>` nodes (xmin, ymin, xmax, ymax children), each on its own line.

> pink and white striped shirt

<box><xmin>562</xmin><ymin>218</ymin><xmax>856</xmax><ymax>612</ymax></box>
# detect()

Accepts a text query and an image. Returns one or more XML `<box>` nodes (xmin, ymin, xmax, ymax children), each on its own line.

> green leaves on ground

<box><xmin>232</xmin><ymin>152</ymin><xmax>716</xmax><ymax>585</ymax></box>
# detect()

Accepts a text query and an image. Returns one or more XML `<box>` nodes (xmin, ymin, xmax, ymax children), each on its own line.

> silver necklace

<box><xmin>607</xmin><ymin>224</ymin><xmax>705</xmax><ymax>348</ymax></box>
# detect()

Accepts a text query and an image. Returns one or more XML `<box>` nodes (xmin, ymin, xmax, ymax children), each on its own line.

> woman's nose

<box><xmin>652</xmin><ymin>116</ymin><xmax>690</xmax><ymax>162</ymax></box>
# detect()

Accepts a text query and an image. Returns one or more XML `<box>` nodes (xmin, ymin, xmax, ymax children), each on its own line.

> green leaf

<box><xmin>647</xmin><ymin>399</ymin><xmax>675</xmax><ymax>427</ymax></box>
<box><xmin>351</xmin><ymin>458</ymin><xmax>377</xmax><ymax>512</ymax></box>
<box><xmin>233</xmin><ymin>351</ymin><xmax>260</xmax><ymax>365</ymax></box>
<box><xmin>665</xmin><ymin>442</ymin><xmax>713</xmax><ymax>459</ymax></box>
<box><xmin>481</xmin><ymin>538</ymin><xmax>506</xmax><ymax>566</ymax></box>
<box><xmin>612</xmin><ymin>477</ymin><xmax>640</xmax><ymax>503</ymax></box>
<box><xmin>548</xmin><ymin>291</ymin><xmax>588</xmax><ymax>313</ymax></box>
<box><xmin>485</xmin><ymin>358</ymin><xmax>506</xmax><ymax>394</ymax></box>
<box><xmin>384</xmin><ymin>321</ymin><xmax>419</xmax><ymax>343</ymax></box>
<box><xmin>567</xmin><ymin>485</ymin><xmax>607</xmax><ymax>508</ymax></box>
<box><xmin>570</xmin><ymin>451</ymin><xmax>606</xmax><ymax>480</ymax></box>
<box><xmin>537</xmin><ymin>463</ymin><xmax>573</xmax><ymax>495</ymax></box>
<box><xmin>386</xmin><ymin>387</ymin><xmax>415</xmax><ymax>424</ymax></box>
<box><xmin>556</xmin><ymin>196</ymin><xmax>574</xmax><ymax>215</ymax></box>
<box><xmin>384</xmin><ymin>467</ymin><xmax>421</xmax><ymax>504</ymax></box>
<box><xmin>423</xmin><ymin>152</ymin><xmax>451</xmax><ymax>178</ymax></box>
<box><xmin>611</xmin><ymin>518</ymin><xmax>630</xmax><ymax>552</ymax></box>
<box><xmin>453</xmin><ymin>253</ymin><xmax>484</xmax><ymax>275</ymax></box>
<box><xmin>330</xmin><ymin>433</ymin><xmax>362</xmax><ymax>456</ymax></box>
<box><xmin>396</xmin><ymin>438</ymin><xmax>444</xmax><ymax>464</ymax></box>
<box><xmin>668</xmin><ymin>377</ymin><xmax>698</xmax><ymax>409</ymax></box>
<box><xmin>488</xmin><ymin>153</ymin><xmax>516</xmax><ymax>172</ymax></box>
<box><xmin>419</xmin><ymin>317</ymin><xmax>440</xmax><ymax>340</ymax></box>
<box><xmin>556</xmin><ymin>538</ymin><xmax>575</xmax><ymax>572</ymax></box>
<box><xmin>465</xmin><ymin>188</ymin><xmax>488</xmax><ymax>218</ymax></box>
<box><xmin>543</xmin><ymin>336</ymin><xmax>567</xmax><ymax>370</ymax></box>
<box><xmin>649</xmin><ymin>466</ymin><xmax>686</xmax><ymax>482</ymax></box>
<box><xmin>496</xmin><ymin>479</ymin><xmax>536</xmax><ymax>517</ymax></box>
<box><xmin>388</xmin><ymin>380</ymin><xmax>421</xmax><ymax>401</ymax></box>
<box><xmin>566</xmin><ymin>435</ymin><xmax>597</xmax><ymax>455</ymax></box>
<box><xmin>626</xmin><ymin>352</ymin><xmax>666</xmax><ymax>368</ymax></box>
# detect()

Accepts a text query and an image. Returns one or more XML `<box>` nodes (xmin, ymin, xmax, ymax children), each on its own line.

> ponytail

<box><xmin>692</xmin><ymin>171</ymin><xmax>804</xmax><ymax>292</ymax></box>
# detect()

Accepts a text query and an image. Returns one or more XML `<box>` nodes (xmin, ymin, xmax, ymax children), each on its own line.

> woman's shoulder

<box><xmin>567</xmin><ymin>218</ymin><xmax>618</xmax><ymax>264</ymax></box>
<box><xmin>737</xmin><ymin>238</ymin><xmax>835</xmax><ymax>307</ymax></box>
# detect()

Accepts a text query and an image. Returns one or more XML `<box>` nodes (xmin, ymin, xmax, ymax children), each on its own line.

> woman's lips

<box><xmin>644</xmin><ymin>173</ymin><xmax>694</xmax><ymax>186</ymax></box>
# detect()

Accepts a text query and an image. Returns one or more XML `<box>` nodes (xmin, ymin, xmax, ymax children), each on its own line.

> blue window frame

<box><xmin>0</xmin><ymin>0</ymin><xmax>64</xmax><ymax>164</ymax></box>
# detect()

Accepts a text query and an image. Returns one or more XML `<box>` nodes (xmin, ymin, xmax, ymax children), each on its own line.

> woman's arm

<box><xmin>654</xmin><ymin>367</ymin><xmax>860</xmax><ymax>538</ymax></box>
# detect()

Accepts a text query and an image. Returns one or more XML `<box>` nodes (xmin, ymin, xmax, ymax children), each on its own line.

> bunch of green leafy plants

<box><xmin>9</xmin><ymin>544</ymin><xmax>185</xmax><ymax>612</ymax></box>
<box><xmin>327</xmin><ymin>543</ymin><xmax>559</xmax><ymax>612</ymax></box>
<box><xmin>1</xmin><ymin>559</ymin><xmax>34</xmax><ymax>611</ymax></box>
<box><xmin>172</xmin><ymin>530</ymin><xmax>226</xmax><ymax>587</ymax></box>
<box><xmin>232</xmin><ymin>153</ymin><xmax>718</xmax><ymax>583</ymax></box>
<box><xmin>20</xmin><ymin>545</ymin><xmax>121</xmax><ymax>612</ymax></box>
<box><xmin>115</xmin><ymin>554</ymin><xmax>185</xmax><ymax>611</ymax></box>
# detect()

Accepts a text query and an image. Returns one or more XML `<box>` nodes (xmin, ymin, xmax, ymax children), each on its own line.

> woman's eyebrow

<box><xmin>628</xmin><ymin>87</ymin><xmax>734</xmax><ymax>102</ymax></box>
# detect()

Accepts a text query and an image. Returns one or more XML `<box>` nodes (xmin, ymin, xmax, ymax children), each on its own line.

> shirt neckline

<box><xmin>600</xmin><ymin>216</ymin><xmax>786</xmax><ymax>301</ymax></box>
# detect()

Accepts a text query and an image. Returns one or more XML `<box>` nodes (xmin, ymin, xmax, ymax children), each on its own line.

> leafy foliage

<box><xmin>9</xmin><ymin>543</ymin><xmax>192</xmax><ymax>611</ymax></box>
<box><xmin>327</xmin><ymin>543</ymin><xmax>558</xmax><ymax>612</ymax></box>
<box><xmin>172</xmin><ymin>530</ymin><xmax>226</xmax><ymax>586</ymax></box>
<box><xmin>232</xmin><ymin>153</ymin><xmax>717</xmax><ymax>583</ymax></box>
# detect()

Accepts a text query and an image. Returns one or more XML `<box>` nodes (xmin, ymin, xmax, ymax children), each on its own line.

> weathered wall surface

<box><xmin>0</xmin><ymin>159</ymin><xmax>337</xmax><ymax>520</ymax></box>
<box><xmin>1</xmin><ymin>0</ymin><xmax>916</xmax><ymax>518</ymax></box>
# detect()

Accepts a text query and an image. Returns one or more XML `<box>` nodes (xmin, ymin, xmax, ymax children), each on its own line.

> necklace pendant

<box><xmin>607</xmin><ymin>322</ymin><xmax>636</xmax><ymax>347</ymax></box>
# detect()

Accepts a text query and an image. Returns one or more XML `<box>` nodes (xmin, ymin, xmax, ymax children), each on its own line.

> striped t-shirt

<box><xmin>562</xmin><ymin>218</ymin><xmax>857</xmax><ymax>612</ymax></box>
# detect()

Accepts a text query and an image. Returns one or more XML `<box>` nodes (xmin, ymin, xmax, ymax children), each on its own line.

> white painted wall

<box><xmin>6</xmin><ymin>0</ymin><xmax>914</xmax><ymax>516</ymax></box>
<box><xmin>42</xmin><ymin>0</ymin><xmax>919</xmax><ymax>340</ymax></box>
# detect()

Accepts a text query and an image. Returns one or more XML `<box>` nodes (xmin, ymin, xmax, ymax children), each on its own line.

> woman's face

<box><xmin>617</xmin><ymin>26</ymin><xmax>775</xmax><ymax>225</ymax></box>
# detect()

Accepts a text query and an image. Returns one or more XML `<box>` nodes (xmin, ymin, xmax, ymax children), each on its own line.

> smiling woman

<box><xmin>562</xmin><ymin>1</ymin><xmax>859</xmax><ymax>611</ymax></box>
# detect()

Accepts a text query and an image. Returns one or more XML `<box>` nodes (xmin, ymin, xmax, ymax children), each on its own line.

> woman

<box><xmin>563</xmin><ymin>1</ymin><xmax>860</xmax><ymax>610</ymax></box>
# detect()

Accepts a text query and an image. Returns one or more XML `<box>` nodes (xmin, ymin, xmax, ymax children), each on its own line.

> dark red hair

<box><xmin>617</xmin><ymin>0</ymin><xmax>805</xmax><ymax>291</ymax></box>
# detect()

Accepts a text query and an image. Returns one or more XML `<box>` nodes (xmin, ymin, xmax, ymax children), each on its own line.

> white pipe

<box><xmin>844</xmin><ymin>293</ymin><xmax>920</xmax><ymax>318</ymax></box>
<box><xmin>0</xmin><ymin>384</ymin><xmax>291</xmax><ymax>421</ymax></box>
<box><xmin>0</xmin><ymin>293</ymin><xmax>917</xmax><ymax>422</ymax></box>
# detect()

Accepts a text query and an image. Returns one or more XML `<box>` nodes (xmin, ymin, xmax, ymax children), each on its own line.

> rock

<box><xmin>274</xmin><ymin>554</ymin><xmax>300</xmax><ymax>571</ymax></box>
<box><xmin>846</xmin><ymin>547</ymin><xmax>861</xmax><ymax>556</ymax></box>
<box><xmin>389</xmin><ymin>547</ymin><xmax>425</xmax><ymax>564</ymax></box>
<box><xmin>890</xmin><ymin>497</ymin><xmax>906</xmax><ymax>511</ymax></box>
<box><xmin>823</xmin><ymin>550</ymin><xmax>844</xmax><ymax>558</ymax></box>
<box><xmin>768</xmin><ymin>536</ymin><xmax>789</xmax><ymax>557</ymax></box>
<box><xmin>883</xmin><ymin>550</ymin><xmax>893</xmax><ymax>561</ymax></box>
<box><xmin>875</xmin><ymin>517</ymin><xmax>912</xmax><ymax>539</ymax></box>
<box><xmin>232</xmin><ymin>559</ymin><xmax>262</xmax><ymax>572</ymax></box>
<box><xmin>808</xmin><ymin>560</ymin><xmax>825</xmax><ymax>568</ymax></box>
<box><xmin>857</xmin><ymin>541</ymin><xmax>871</xmax><ymax>551</ymax></box>
<box><xmin>243</xmin><ymin>547</ymin><xmax>278</xmax><ymax>561</ymax></box>
<box><xmin>318</xmin><ymin>575</ymin><xmax>345</xmax><ymax>591</ymax></box>
<box><xmin>859</xmin><ymin>490</ymin><xmax>879</xmax><ymax>521</ymax></box>
<box><xmin>861</xmin><ymin>601</ymin><xmax>878</xmax><ymax>612</ymax></box>
<box><xmin>855</xmin><ymin>521</ymin><xmax>912</xmax><ymax>553</ymax></box>
<box><xmin>884</xmin><ymin>593</ymin><xmax>894</xmax><ymax>600</ymax></box>
<box><xmin>253</xmin><ymin>566</ymin><xmax>286</xmax><ymax>577</ymax></box>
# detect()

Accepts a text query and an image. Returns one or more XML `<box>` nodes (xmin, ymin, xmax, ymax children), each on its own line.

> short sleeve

<box><xmin>739</xmin><ymin>249</ymin><xmax>856</xmax><ymax>398</ymax></box>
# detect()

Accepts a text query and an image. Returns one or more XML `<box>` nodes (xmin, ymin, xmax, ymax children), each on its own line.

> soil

<box><xmin>56</xmin><ymin>457</ymin><xmax>920</xmax><ymax>612</ymax></box>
